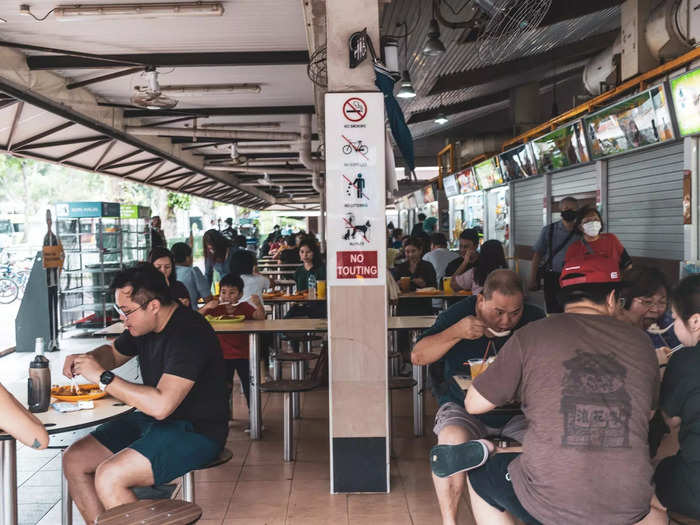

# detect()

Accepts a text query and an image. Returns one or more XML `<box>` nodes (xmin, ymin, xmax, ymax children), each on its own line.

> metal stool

<box><xmin>388</xmin><ymin>377</ymin><xmax>417</xmax><ymax>458</ymax></box>
<box><xmin>181</xmin><ymin>448</ymin><xmax>233</xmax><ymax>503</ymax></box>
<box><xmin>272</xmin><ymin>351</ymin><xmax>319</xmax><ymax>417</ymax></box>
<box><xmin>261</xmin><ymin>347</ymin><xmax>327</xmax><ymax>462</ymax></box>
<box><xmin>95</xmin><ymin>499</ymin><xmax>201</xmax><ymax>525</ymax></box>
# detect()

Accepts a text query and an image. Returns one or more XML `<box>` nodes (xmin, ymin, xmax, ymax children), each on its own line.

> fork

<box><xmin>69</xmin><ymin>374</ymin><xmax>80</xmax><ymax>394</ymax></box>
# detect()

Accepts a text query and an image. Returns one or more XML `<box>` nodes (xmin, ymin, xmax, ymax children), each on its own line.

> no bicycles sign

<box><xmin>342</xmin><ymin>97</ymin><xmax>367</xmax><ymax>122</ymax></box>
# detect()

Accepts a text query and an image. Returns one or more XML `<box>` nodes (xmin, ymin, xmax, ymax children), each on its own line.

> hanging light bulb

<box><xmin>396</xmin><ymin>70</ymin><xmax>417</xmax><ymax>99</ymax></box>
<box><xmin>434</xmin><ymin>113</ymin><xmax>448</xmax><ymax>125</ymax></box>
<box><xmin>423</xmin><ymin>18</ymin><xmax>446</xmax><ymax>56</ymax></box>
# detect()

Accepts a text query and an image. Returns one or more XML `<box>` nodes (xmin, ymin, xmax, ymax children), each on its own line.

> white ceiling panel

<box><xmin>0</xmin><ymin>0</ymin><xmax>307</xmax><ymax>54</ymax></box>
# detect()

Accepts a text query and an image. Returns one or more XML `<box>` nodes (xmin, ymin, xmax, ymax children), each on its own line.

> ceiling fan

<box><xmin>131</xmin><ymin>67</ymin><xmax>178</xmax><ymax>110</ymax></box>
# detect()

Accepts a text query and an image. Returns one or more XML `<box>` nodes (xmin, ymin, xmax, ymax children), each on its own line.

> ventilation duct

<box><xmin>583</xmin><ymin>35</ymin><xmax>622</xmax><ymax>96</ymax></box>
<box><xmin>459</xmin><ymin>134</ymin><xmax>510</xmax><ymax>160</ymax></box>
<box><xmin>646</xmin><ymin>0</ymin><xmax>692</xmax><ymax>61</ymax></box>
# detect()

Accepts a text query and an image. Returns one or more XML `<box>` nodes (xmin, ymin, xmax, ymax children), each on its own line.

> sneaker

<box><xmin>430</xmin><ymin>440</ymin><xmax>490</xmax><ymax>478</ymax></box>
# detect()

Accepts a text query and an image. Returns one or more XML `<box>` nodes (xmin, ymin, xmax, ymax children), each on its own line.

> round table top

<box><xmin>0</xmin><ymin>381</ymin><xmax>134</xmax><ymax>440</ymax></box>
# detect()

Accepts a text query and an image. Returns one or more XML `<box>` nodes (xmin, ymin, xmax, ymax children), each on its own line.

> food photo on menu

<box><xmin>499</xmin><ymin>143</ymin><xmax>537</xmax><ymax>181</ymax></box>
<box><xmin>532</xmin><ymin>120</ymin><xmax>589</xmax><ymax>172</ymax></box>
<box><xmin>585</xmin><ymin>85</ymin><xmax>674</xmax><ymax>158</ymax></box>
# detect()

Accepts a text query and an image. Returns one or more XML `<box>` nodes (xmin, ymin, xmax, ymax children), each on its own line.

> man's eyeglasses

<box><xmin>633</xmin><ymin>297</ymin><xmax>668</xmax><ymax>311</ymax></box>
<box><xmin>114</xmin><ymin>299</ymin><xmax>153</xmax><ymax>320</ymax></box>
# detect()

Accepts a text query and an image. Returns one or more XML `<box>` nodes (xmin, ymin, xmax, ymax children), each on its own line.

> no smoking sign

<box><xmin>343</xmin><ymin>97</ymin><xmax>367</xmax><ymax>122</ymax></box>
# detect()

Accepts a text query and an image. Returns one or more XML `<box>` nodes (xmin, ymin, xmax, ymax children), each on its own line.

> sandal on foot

<box><xmin>430</xmin><ymin>440</ymin><xmax>490</xmax><ymax>478</ymax></box>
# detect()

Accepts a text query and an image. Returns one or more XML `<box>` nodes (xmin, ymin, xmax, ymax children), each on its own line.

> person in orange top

<box><xmin>200</xmin><ymin>273</ymin><xmax>265</xmax><ymax>408</ymax></box>
<box><xmin>564</xmin><ymin>205</ymin><xmax>632</xmax><ymax>273</ymax></box>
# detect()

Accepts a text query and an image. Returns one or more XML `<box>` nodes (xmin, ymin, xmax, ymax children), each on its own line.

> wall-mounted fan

<box><xmin>131</xmin><ymin>68</ymin><xmax>178</xmax><ymax>110</ymax></box>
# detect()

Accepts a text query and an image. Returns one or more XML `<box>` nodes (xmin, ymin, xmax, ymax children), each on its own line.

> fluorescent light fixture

<box><xmin>434</xmin><ymin>113</ymin><xmax>448</xmax><ymax>125</ymax></box>
<box><xmin>158</xmin><ymin>84</ymin><xmax>262</xmax><ymax>96</ymax></box>
<box><xmin>201</xmin><ymin>122</ymin><xmax>281</xmax><ymax>129</ymax></box>
<box><xmin>396</xmin><ymin>70</ymin><xmax>416</xmax><ymax>99</ymax></box>
<box><xmin>53</xmin><ymin>2</ymin><xmax>224</xmax><ymax>21</ymax></box>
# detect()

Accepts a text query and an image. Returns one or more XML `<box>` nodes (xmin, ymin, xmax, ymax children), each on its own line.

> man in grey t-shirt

<box><xmin>430</xmin><ymin>255</ymin><xmax>665</xmax><ymax>525</ymax></box>
<box><xmin>528</xmin><ymin>196</ymin><xmax>579</xmax><ymax>313</ymax></box>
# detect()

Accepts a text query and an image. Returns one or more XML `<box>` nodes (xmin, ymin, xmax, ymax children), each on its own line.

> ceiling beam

<box><xmin>5</xmin><ymin>102</ymin><xmax>24</xmax><ymax>151</ymax></box>
<box><xmin>428</xmin><ymin>30</ymin><xmax>618</xmax><ymax>96</ymax></box>
<box><xmin>27</xmin><ymin>51</ymin><xmax>310</xmax><ymax>70</ymax></box>
<box><xmin>57</xmin><ymin>137</ymin><xmax>113</xmax><ymax>162</ymax></box>
<box><xmin>15</xmin><ymin>135</ymin><xmax>107</xmax><ymax>151</ymax></box>
<box><xmin>11</xmin><ymin>121</ymin><xmax>75</xmax><ymax>150</ymax></box>
<box><xmin>409</xmin><ymin>67</ymin><xmax>585</xmax><ymax>124</ymax></box>
<box><xmin>123</xmin><ymin>105</ymin><xmax>315</xmax><ymax>118</ymax></box>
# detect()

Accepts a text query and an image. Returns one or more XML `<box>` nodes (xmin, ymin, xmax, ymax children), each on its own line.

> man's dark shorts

<box><xmin>467</xmin><ymin>453</ymin><xmax>542</xmax><ymax>525</ymax></box>
<box><xmin>92</xmin><ymin>411</ymin><xmax>222</xmax><ymax>485</ymax></box>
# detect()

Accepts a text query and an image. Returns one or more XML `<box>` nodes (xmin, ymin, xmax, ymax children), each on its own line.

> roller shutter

<box><xmin>551</xmin><ymin>163</ymin><xmax>597</xmax><ymax>197</ymax></box>
<box><xmin>513</xmin><ymin>177</ymin><xmax>544</xmax><ymax>249</ymax></box>
<box><xmin>607</xmin><ymin>142</ymin><xmax>684</xmax><ymax>260</ymax></box>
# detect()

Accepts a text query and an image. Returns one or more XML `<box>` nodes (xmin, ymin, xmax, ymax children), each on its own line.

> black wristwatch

<box><xmin>99</xmin><ymin>371</ymin><xmax>115</xmax><ymax>391</ymax></box>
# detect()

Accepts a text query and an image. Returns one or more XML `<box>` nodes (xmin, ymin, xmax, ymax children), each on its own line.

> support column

<box><xmin>326</xmin><ymin>0</ymin><xmax>389</xmax><ymax>494</ymax></box>
<box><xmin>683</xmin><ymin>136</ymin><xmax>699</xmax><ymax>261</ymax></box>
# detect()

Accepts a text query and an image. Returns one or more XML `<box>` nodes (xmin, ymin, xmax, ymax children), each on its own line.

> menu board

<box><xmin>585</xmin><ymin>85</ymin><xmax>674</xmax><ymax>158</ymax></box>
<box><xmin>532</xmin><ymin>120</ymin><xmax>589</xmax><ymax>173</ymax></box>
<box><xmin>443</xmin><ymin>174</ymin><xmax>460</xmax><ymax>198</ymax></box>
<box><xmin>499</xmin><ymin>143</ymin><xmax>537</xmax><ymax>181</ymax></box>
<box><xmin>473</xmin><ymin>157</ymin><xmax>503</xmax><ymax>190</ymax></box>
<box><xmin>456</xmin><ymin>168</ymin><xmax>479</xmax><ymax>193</ymax></box>
<box><xmin>671</xmin><ymin>68</ymin><xmax>700</xmax><ymax>137</ymax></box>
<box><xmin>422</xmin><ymin>184</ymin><xmax>436</xmax><ymax>203</ymax></box>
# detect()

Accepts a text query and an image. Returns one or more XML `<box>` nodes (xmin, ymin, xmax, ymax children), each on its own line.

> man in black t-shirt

<box><xmin>61</xmin><ymin>264</ymin><xmax>228</xmax><ymax>524</ymax></box>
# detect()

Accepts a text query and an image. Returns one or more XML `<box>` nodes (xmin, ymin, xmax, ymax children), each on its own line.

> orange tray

<box><xmin>51</xmin><ymin>384</ymin><xmax>106</xmax><ymax>402</ymax></box>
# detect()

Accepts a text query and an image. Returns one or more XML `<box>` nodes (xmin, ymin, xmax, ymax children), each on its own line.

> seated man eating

<box><xmin>431</xmin><ymin>255</ymin><xmax>666</xmax><ymax>525</ymax></box>
<box><xmin>411</xmin><ymin>269</ymin><xmax>545</xmax><ymax>525</ymax></box>
<box><xmin>62</xmin><ymin>263</ymin><xmax>228</xmax><ymax>524</ymax></box>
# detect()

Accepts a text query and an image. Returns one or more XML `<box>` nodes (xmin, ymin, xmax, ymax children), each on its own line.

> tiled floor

<box><xmin>3</xmin><ymin>337</ymin><xmax>477</xmax><ymax>525</ymax></box>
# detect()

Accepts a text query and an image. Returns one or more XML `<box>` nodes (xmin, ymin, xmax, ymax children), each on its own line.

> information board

<box><xmin>325</xmin><ymin>93</ymin><xmax>386</xmax><ymax>286</ymax></box>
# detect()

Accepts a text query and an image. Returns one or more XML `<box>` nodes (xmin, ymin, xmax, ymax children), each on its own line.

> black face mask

<box><xmin>561</xmin><ymin>209</ymin><xmax>577</xmax><ymax>222</ymax></box>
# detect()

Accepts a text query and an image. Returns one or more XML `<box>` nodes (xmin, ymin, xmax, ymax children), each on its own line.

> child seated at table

<box><xmin>200</xmin><ymin>274</ymin><xmax>265</xmax><ymax>409</ymax></box>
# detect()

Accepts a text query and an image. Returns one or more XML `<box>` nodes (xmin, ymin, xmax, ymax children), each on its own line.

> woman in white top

<box><xmin>229</xmin><ymin>249</ymin><xmax>271</xmax><ymax>304</ymax></box>
<box><xmin>452</xmin><ymin>239</ymin><xmax>507</xmax><ymax>295</ymax></box>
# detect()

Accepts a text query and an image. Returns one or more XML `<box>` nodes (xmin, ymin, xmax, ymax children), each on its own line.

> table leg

<box><xmin>410</xmin><ymin>330</ymin><xmax>424</xmax><ymax>437</ymax></box>
<box><xmin>0</xmin><ymin>439</ymin><xmax>17</xmax><ymax>525</ymax></box>
<box><xmin>61</xmin><ymin>450</ymin><xmax>72</xmax><ymax>525</ymax></box>
<box><xmin>249</xmin><ymin>333</ymin><xmax>262</xmax><ymax>440</ymax></box>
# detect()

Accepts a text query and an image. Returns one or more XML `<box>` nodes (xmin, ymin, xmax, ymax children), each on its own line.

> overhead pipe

<box><xmin>207</xmin><ymin>166</ymin><xmax>313</xmax><ymax>175</ymax></box>
<box><xmin>126</xmin><ymin>126</ymin><xmax>301</xmax><ymax>141</ymax></box>
<box><xmin>297</xmin><ymin>114</ymin><xmax>324</xmax><ymax>172</ymax></box>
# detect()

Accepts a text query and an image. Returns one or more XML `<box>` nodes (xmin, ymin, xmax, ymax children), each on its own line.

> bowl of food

<box><xmin>51</xmin><ymin>384</ymin><xmax>106</xmax><ymax>402</ymax></box>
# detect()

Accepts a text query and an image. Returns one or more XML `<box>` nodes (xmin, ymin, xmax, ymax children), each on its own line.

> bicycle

<box><xmin>342</xmin><ymin>140</ymin><xmax>368</xmax><ymax>155</ymax></box>
<box><xmin>0</xmin><ymin>258</ymin><xmax>30</xmax><ymax>304</ymax></box>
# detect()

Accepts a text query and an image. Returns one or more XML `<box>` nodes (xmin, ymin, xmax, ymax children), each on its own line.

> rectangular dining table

<box><xmin>213</xmin><ymin>315</ymin><xmax>436</xmax><ymax>439</ymax></box>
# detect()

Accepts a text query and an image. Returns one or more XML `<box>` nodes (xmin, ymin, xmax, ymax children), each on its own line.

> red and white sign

<box><xmin>336</xmin><ymin>251</ymin><xmax>378</xmax><ymax>279</ymax></box>
<box><xmin>326</xmin><ymin>92</ymin><xmax>385</xmax><ymax>286</ymax></box>
<box><xmin>343</xmin><ymin>97</ymin><xmax>367</xmax><ymax>122</ymax></box>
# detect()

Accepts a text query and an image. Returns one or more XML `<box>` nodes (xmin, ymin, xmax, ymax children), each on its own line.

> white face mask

<box><xmin>582</xmin><ymin>221</ymin><xmax>602</xmax><ymax>237</ymax></box>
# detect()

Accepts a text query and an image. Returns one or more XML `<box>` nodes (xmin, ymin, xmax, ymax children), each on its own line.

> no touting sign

<box><xmin>336</xmin><ymin>250</ymin><xmax>378</xmax><ymax>280</ymax></box>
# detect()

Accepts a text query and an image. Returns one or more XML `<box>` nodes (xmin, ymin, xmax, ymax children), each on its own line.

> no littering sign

<box><xmin>336</xmin><ymin>250</ymin><xmax>378</xmax><ymax>279</ymax></box>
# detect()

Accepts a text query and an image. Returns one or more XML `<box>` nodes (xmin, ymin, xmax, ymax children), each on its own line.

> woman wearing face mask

<box><xmin>564</xmin><ymin>205</ymin><xmax>632</xmax><ymax>273</ymax></box>
<box><xmin>652</xmin><ymin>274</ymin><xmax>700</xmax><ymax>520</ymax></box>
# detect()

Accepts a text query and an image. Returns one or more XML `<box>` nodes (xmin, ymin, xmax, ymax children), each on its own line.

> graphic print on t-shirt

<box><xmin>560</xmin><ymin>351</ymin><xmax>631</xmax><ymax>448</ymax></box>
